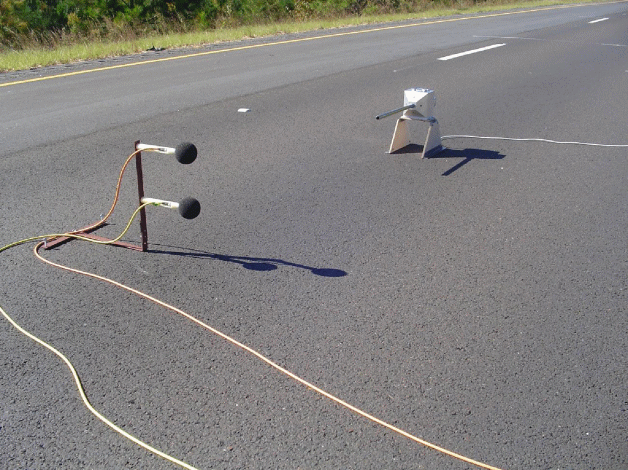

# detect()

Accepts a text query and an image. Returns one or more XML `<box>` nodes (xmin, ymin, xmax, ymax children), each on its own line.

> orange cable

<box><xmin>49</xmin><ymin>149</ymin><xmax>142</xmax><ymax>241</ymax></box>
<box><xmin>34</xmin><ymin>242</ymin><xmax>505</xmax><ymax>470</ymax></box>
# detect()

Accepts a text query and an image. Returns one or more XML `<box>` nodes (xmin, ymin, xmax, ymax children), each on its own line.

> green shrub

<box><xmin>0</xmin><ymin>0</ymin><xmax>507</xmax><ymax>49</ymax></box>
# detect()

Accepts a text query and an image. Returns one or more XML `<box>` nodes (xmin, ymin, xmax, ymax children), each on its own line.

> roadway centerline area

<box><xmin>0</xmin><ymin>2</ymin><xmax>617</xmax><ymax>88</ymax></box>
<box><xmin>2</xmin><ymin>1</ymin><xmax>627</xmax><ymax>157</ymax></box>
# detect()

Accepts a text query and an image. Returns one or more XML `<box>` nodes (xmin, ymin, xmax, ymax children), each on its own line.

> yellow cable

<box><xmin>1</xmin><ymin>199</ymin><xmax>505</xmax><ymax>469</ymax></box>
<box><xmin>52</xmin><ymin>147</ymin><xmax>161</xmax><ymax>239</ymax></box>
<box><xmin>0</xmin><ymin>301</ymin><xmax>199</xmax><ymax>470</ymax></box>
<box><xmin>1</xmin><ymin>144</ymin><xmax>162</xmax><ymax>255</ymax></box>
<box><xmin>0</xmin><ymin>203</ymin><xmax>199</xmax><ymax>469</ymax></box>
<box><xmin>0</xmin><ymin>204</ymin><xmax>148</xmax><ymax>256</ymax></box>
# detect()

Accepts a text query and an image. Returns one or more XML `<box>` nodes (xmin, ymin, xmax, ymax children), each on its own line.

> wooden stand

<box><xmin>388</xmin><ymin>114</ymin><xmax>444</xmax><ymax>158</ymax></box>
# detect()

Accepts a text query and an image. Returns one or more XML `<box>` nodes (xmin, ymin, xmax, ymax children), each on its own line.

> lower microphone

<box><xmin>141</xmin><ymin>197</ymin><xmax>201</xmax><ymax>219</ymax></box>
<box><xmin>178</xmin><ymin>197</ymin><xmax>201</xmax><ymax>219</ymax></box>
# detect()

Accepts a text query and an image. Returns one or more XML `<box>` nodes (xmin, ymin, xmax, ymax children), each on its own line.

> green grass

<box><xmin>0</xmin><ymin>0</ymin><xmax>602</xmax><ymax>72</ymax></box>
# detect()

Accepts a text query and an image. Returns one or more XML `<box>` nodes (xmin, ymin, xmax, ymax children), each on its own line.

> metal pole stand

<box><xmin>134</xmin><ymin>140</ymin><xmax>149</xmax><ymax>252</ymax></box>
<box><xmin>43</xmin><ymin>141</ymin><xmax>148</xmax><ymax>252</ymax></box>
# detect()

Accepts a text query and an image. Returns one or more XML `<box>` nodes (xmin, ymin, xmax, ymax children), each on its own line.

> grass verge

<box><xmin>0</xmin><ymin>0</ymin><xmax>603</xmax><ymax>72</ymax></box>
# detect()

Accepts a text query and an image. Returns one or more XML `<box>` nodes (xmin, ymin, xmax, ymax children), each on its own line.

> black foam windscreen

<box><xmin>178</xmin><ymin>197</ymin><xmax>201</xmax><ymax>219</ymax></box>
<box><xmin>175</xmin><ymin>142</ymin><xmax>197</xmax><ymax>164</ymax></box>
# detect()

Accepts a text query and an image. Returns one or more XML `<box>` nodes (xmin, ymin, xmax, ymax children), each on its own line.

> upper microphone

<box><xmin>135</xmin><ymin>142</ymin><xmax>197</xmax><ymax>164</ymax></box>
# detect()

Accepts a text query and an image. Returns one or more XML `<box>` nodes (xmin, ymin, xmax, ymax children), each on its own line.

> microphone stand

<box><xmin>135</xmin><ymin>140</ymin><xmax>149</xmax><ymax>252</ymax></box>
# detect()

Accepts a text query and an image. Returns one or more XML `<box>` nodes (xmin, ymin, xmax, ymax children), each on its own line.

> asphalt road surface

<box><xmin>1</xmin><ymin>2</ymin><xmax>627</xmax><ymax>469</ymax></box>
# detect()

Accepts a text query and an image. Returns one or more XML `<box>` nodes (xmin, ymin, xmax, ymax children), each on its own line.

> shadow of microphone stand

<box><xmin>149</xmin><ymin>244</ymin><xmax>348</xmax><ymax>278</ymax></box>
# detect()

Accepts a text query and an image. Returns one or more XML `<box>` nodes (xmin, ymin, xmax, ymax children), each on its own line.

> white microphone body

<box><xmin>136</xmin><ymin>143</ymin><xmax>175</xmax><ymax>154</ymax></box>
<box><xmin>141</xmin><ymin>197</ymin><xmax>179</xmax><ymax>209</ymax></box>
<box><xmin>141</xmin><ymin>196</ymin><xmax>200</xmax><ymax>219</ymax></box>
<box><xmin>135</xmin><ymin>142</ymin><xmax>197</xmax><ymax>164</ymax></box>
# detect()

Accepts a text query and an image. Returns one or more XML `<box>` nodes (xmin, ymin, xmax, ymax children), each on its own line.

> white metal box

<box><xmin>403</xmin><ymin>88</ymin><xmax>436</xmax><ymax>118</ymax></box>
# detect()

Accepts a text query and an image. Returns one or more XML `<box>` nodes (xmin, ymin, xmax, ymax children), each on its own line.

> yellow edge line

<box><xmin>0</xmin><ymin>1</ymin><xmax>622</xmax><ymax>88</ymax></box>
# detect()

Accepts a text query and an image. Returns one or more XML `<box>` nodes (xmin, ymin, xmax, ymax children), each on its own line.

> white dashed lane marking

<box><xmin>437</xmin><ymin>43</ymin><xmax>506</xmax><ymax>61</ymax></box>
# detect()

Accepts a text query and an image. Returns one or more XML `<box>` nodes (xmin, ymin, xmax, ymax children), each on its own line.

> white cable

<box><xmin>441</xmin><ymin>135</ymin><xmax>628</xmax><ymax>147</ymax></box>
